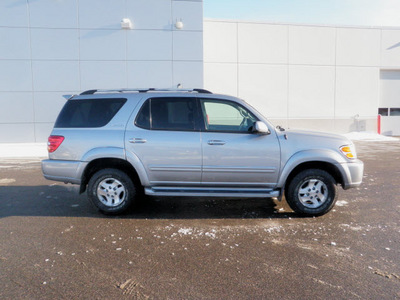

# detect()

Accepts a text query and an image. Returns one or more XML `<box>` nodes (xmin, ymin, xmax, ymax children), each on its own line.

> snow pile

<box><xmin>0</xmin><ymin>143</ymin><xmax>47</xmax><ymax>158</ymax></box>
<box><xmin>343</xmin><ymin>132</ymin><xmax>399</xmax><ymax>141</ymax></box>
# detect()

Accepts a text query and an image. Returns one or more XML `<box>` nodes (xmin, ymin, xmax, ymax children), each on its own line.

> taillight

<box><xmin>48</xmin><ymin>135</ymin><xmax>64</xmax><ymax>153</ymax></box>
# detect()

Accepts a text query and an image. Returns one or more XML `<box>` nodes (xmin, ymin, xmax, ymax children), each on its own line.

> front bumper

<box><xmin>338</xmin><ymin>159</ymin><xmax>364</xmax><ymax>190</ymax></box>
<box><xmin>42</xmin><ymin>159</ymin><xmax>88</xmax><ymax>184</ymax></box>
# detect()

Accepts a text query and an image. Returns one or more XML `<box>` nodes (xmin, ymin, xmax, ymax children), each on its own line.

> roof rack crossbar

<box><xmin>193</xmin><ymin>88</ymin><xmax>212</xmax><ymax>94</ymax></box>
<box><xmin>79</xmin><ymin>88</ymin><xmax>212</xmax><ymax>95</ymax></box>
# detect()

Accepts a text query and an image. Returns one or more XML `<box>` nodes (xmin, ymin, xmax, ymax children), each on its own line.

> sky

<box><xmin>204</xmin><ymin>0</ymin><xmax>400</xmax><ymax>27</ymax></box>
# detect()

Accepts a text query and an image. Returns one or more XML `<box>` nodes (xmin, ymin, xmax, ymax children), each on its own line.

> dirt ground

<box><xmin>0</xmin><ymin>141</ymin><xmax>399</xmax><ymax>299</ymax></box>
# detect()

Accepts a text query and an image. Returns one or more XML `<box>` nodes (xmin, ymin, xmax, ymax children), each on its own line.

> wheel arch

<box><xmin>278</xmin><ymin>150</ymin><xmax>346</xmax><ymax>191</ymax></box>
<box><xmin>283</xmin><ymin>161</ymin><xmax>343</xmax><ymax>193</ymax></box>
<box><xmin>80</xmin><ymin>157</ymin><xmax>143</xmax><ymax>194</ymax></box>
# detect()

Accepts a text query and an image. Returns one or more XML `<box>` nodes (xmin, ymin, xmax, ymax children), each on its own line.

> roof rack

<box><xmin>79</xmin><ymin>88</ymin><xmax>212</xmax><ymax>95</ymax></box>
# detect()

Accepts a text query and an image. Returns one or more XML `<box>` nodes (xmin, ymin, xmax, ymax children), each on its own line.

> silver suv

<box><xmin>42</xmin><ymin>88</ymin><xmax>363</xmax><ymax>216</ymax></box>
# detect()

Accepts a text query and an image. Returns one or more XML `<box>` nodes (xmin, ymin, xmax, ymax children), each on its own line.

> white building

<box><xmin>204</xmin><ymin>19</ymin><xmax>400</xmax><ymax>136</ymax></box>
<box><xmin>0</xmin><ymin>0</ymin><xmax>399</xmax><ymax>143</ymax></box>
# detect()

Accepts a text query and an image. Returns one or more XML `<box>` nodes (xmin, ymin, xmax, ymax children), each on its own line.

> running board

<box><xmin>144</xmin><ymin>186</ymin><xmax>280</xmax><ymax>198</ymax></box>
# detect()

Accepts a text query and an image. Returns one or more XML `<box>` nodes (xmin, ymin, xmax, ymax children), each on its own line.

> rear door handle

<box><xmin>208</xmin><ymin>140</ymin><xmax>226</xmax><ymax>145</ymax></box>
<box><xmin>129</xmin><ymin>138</ymin><xmax>147</xmax><ymax>144</ymax></box>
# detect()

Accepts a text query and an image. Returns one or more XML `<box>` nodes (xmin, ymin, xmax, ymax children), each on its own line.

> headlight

<box><xmin>340</xmin><ymin>144</ymin><xmax>357</xmax><ymax>159</ymax></box>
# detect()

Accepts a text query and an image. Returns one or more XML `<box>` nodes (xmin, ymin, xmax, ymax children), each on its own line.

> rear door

<box><xmin>125</xmin><ymin>96</ymin><xmax>202</xmax><ymax>186</ymax></box>
<box><xmin>199</xmin><ymin>98</ymin><xmax>281</xmax><ymax>188</ymax></box>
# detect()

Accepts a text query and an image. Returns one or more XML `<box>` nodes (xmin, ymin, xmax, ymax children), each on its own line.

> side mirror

<box><xmin>253</xmin><ymin>121</ymin><xmax>270</xmax><ymax>135</ymax></box>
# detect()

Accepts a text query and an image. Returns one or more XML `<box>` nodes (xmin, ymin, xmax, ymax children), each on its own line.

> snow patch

<box><xmin>205</xmin><ymin>232</ymin><xmax>216</xmax><ymax>239</ymax></box>
<box><xmin>0</xmin><ymin>178</ymin><xmax>16</xmax><ymax>184</ymax></box>
<box><xmin>178</xmin><ymin>228</ymin><xmax>193</xmax><ymax>235</ymax></box>
<box><xmin>343</xmin><ymin>132</ymin><xmax>399</xmax><ymax>141</ymax></box>
<box><xmin>264</xmin><ymin>226</ymin><xmax>283</xmax><ymax>234</ymax></box>
<box><xmin>0</xmin><ymin>143</ymin><xmax>47</xmax><ymax>158</ymax></box>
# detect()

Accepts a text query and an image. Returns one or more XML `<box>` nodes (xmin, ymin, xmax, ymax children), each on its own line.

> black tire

<box><xmin>285</xmin><ymin>169</ymin><xmax>338</xmax><ymax>216</ymax></box>
<box><xmin>87</xmin><ymin>168</ymin><xmax>136</xmax><ymax>215</ymax></box>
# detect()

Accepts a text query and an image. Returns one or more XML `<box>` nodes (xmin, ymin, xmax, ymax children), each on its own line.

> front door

<box><xmin>200</xmin><ymin>98</ymin><xmax>281</xmax><ymax>188</ymax></box>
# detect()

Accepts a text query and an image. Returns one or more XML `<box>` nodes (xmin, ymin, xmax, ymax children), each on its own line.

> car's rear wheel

<box><xmin>285</xmin><ymin>169</ymin><xmax>337</xmax><ymax>216</ymax></box>
<box><xmin>87</xmin><ymin>168</ymin><xmax>136</xmax><ymax>215</ymax></box>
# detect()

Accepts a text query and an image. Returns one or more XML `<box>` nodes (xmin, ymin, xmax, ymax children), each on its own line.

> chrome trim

<box><xmin>202</xmin><ymin>166</ymin><xmax>276</xmax><ymax>173</ymax></box>
<box><xmin>129</xmin><ymin>138</ymin><xmax>147</xmax><ymax>143</ymax></box>
<box><xmin>148</xmin><ymin>165</ymin><xmax>202</xmax><ymax>172</ymax></box>
<box><xmin>207</xmin><ymin>140</ymin><xmax>226</xmax><ymax>145</ymax></box>
<box><xmin>149</xmin><ymin>181</ymin><xmax>274</xmax><ymax>187</ymax></box>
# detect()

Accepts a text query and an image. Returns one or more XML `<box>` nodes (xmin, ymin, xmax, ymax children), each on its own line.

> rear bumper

<box><xmin>337</xmin><ymin>159</ymin><xmax>364</xmax><ymax>190</ymax></box>
<box><xmin>41</xmin><ymin>159</ymin><xmax>87</xmax><ymax>184</ymax></box>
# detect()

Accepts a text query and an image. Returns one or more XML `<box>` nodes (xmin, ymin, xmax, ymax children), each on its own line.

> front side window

<box><xmin>135</xmin><ymin>97</ymin><xmax>196</xmax><ymax>131</ymax></box>
<box><xmin>200</xmin><ymin>99</ymin><xmax>257</xmax><ymax>133</ymax></box>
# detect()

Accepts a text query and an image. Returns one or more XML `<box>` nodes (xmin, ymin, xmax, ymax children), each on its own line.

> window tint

<box><xmin>55</xmin><ymin>98</ymin><xmax>126</xmax><ymax>128</ymax></box>
<box><xmin>135</xmin><ymin>97</ymin><xmax>196</xmax><ymax>131</ymax></box>
<box><xmin>200</xmin><ymin>99</ymin><xmax>257</xmax><ymax>132</ymax></box>
<box><xmin>135</xmin><ymin>100</ymin><xmax>150</xmax><ymax>129</ymax></box>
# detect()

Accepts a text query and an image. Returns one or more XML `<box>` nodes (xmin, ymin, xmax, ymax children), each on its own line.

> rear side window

<box><xmin>135</xmin><ymin>97</ymin><xmax>197</xmax><ymax>131</ymax></box>
<box><xmin>55</xmin><ymin>98</ymin><xmax>126</xmax><ymax>128</ymax></box>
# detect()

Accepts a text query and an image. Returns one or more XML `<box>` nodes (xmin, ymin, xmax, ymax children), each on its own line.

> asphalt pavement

<box><xmin>0</xmin><ymin>141</ymin><xmax>399</xmax><ymax>299</ymax></box>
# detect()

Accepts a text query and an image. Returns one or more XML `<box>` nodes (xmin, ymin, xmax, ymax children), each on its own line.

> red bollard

<box><xmin>377</xmin><ymin>114</ymin><xmax>381</xmax><ymax>135</ymax></box>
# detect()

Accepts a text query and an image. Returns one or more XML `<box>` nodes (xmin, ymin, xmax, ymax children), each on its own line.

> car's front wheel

<box><xmin>285</xmin><ymin>169</ymin><xmax>338</xmax><ymax>216</ymax></box>
<box><xmin>87</xmin><ymin>168</ymin><xmax>136</xmax><ymax>215</ymax></box>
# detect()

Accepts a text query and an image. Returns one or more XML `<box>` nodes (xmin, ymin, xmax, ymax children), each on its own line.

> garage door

<box><xmin>379</xmin><ymin>70</ymin><xmax>400</xmax><ymax>136</ymax></box>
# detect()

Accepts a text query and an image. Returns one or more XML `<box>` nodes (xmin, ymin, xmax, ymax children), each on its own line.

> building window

<box><xmin>378</xmin><ymin>108</ymin><xmax>389</xmax><ymax>116</ymax></box>
<box><xmin>390</xmin><ymin>108</ymin><xmax>400</xmax><ymax>116</ymax></box>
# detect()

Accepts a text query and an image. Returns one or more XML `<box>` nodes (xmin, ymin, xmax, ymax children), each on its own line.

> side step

<box><xmin>144</xmin><ymin>186</ymin><xmax>280</xmax><ymax>198</ymax></box>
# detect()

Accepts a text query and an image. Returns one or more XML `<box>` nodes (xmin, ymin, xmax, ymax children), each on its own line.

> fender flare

<box><xmin>81</xmin><ymin>147</ymin><xmax>149</xmax><ymax>187</ymax></box>
<box><xmin>125</xmin><ymin>150</ymin><xmax>150</xmax><ymax>186</ymax></box>
<box><xmin>277</xmin><ymin>149</ymin><xmax>349</xmax><ymax>188</ymax></box>
<box><xmin>81</xmin><ymin>147</ymin><xmax>125</xmax><ymax>162</ymax></box>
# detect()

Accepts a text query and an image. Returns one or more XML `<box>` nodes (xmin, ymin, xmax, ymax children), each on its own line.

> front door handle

<box><xmin>129</xmin><ymin>138</ymin><xmax>147</xmax><ymax>144</ymax></box>
<box><xmin>208</xmin><ymin>140</ymin><xmax>226</xmax><ymax>145</ymax></box>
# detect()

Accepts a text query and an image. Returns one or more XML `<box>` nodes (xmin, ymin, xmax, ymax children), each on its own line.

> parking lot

<box><xmin>0</xmin><ymin>141</ymin><xmax>399</xmax><ymax>299</ymax></box>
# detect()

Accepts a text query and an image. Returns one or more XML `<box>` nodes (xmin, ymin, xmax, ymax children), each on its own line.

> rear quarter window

<box><xmin>55</xmin><ymin>98</ymin><xmax>126</xmax><ymax>128</ymax></box>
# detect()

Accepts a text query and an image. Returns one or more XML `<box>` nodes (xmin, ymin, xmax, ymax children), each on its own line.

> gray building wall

<box><xmin>0</xmin><ymin>0</ymin><xmax>203</xmax><ymax>143</ymax></box>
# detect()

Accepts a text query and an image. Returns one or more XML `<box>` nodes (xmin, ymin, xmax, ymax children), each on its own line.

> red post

<box><xmin>377</xmin><ymin>114</ymin><xmax>381</xmax><ymax>135</ymax></box>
